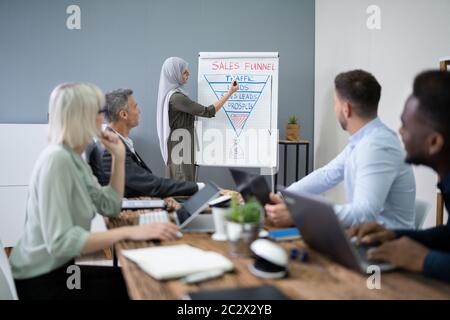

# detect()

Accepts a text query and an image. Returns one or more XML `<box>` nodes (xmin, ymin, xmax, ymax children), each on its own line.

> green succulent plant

<box><xmin>227</xmin><ymin>195</ymin><xmax>262</xmax><ymax>224</ymax></box>
<box><xmin>288</xmin><ymin>115</ymin><xmax>298</xmax><ymax>125</ymax></box>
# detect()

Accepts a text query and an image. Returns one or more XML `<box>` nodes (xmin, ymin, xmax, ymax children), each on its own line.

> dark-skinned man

<box><xmin>349</xmin><ymin>70</ymin><xmax>450</xmax><ymax>283</ymax></box>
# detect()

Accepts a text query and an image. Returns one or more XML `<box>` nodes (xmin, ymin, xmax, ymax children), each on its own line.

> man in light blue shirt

<box><xmin>266</xmin><ymin>70</ymin><xmax>416</xmax><ymax>229</ymax></box>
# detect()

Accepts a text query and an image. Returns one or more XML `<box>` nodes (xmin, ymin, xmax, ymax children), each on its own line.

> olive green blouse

<box><xmin>167</xmin><ymin>92</ymin><xmax>216</xmax><ymax>165</ymax></box>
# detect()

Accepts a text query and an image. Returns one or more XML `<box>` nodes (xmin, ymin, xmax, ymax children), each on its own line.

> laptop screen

<box><xmin>230</xmin><ymin>169</ymin><xmax>271</xmax><ymax>205</ymax></box>
<box><xmin>175</xmin><ymin>183</ymin><xmax>220</xmax><ymax>227</ymax></box>
<box><xmin>235</xmin><ymin>175</ymin><xmax>271</xmax><ymax>206</ymax></box>
<box><xmin>230</xmin><ymin>168</ymin><xmax>255</xmax><ymax>189</ymax></box>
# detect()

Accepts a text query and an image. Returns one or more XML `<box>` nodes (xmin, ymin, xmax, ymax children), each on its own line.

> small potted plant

<box><xmin>226</xmin><ymin>196</ymin><xmax>262</xmax><ymax>257</ymax></box>
<box><xmin>286</xmin><ymin>115</ymin><xmax>300</xmax><ymax>141</ymax></box>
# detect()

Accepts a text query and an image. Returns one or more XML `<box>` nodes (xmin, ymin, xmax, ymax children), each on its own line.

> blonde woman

<box><xmin>9</xmin><ymin>83</ymin><xmax>180</xmax><ymax>300</ymax></box>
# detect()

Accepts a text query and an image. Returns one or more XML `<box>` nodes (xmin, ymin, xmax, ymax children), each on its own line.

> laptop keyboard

<box><xmin>356</xmin><ymin>245</ymin><xmax>370</xmax><ymax>262</ymax></box>
<box><xmin>355</xmin><ymin>244</ymin><xmax>388</xmax><ymax>266</ymax></box>
<box><xmin>139</xmin><ymin>211</ymin><xmax>170</xmax><ymax>225</ymax></box>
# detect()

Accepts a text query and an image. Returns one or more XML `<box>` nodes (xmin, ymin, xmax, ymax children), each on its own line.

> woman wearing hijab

<box><xmin>157</xmin><ymin>57</ymin><xmax>239</xmax><ymax>181</ymax></box>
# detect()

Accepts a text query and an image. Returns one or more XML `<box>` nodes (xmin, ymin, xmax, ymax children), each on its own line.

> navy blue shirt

<box><xmin>396</xmin><ymin>173</ymin><xmax>450</xmax><ymax>283</ymax></box>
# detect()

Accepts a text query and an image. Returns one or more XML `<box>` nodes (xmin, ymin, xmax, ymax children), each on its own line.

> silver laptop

<box><xmin>140</xmin><ymin>182</ymin><xmax>220</xmax><ymax>233</ymax></box>
<box><xmin>280</xmin><ymin>189</ymin><xmax>396</xmax><ymax>273</ymax></box>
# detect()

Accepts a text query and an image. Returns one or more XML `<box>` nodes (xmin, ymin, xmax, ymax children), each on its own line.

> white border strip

<box><xmin>199</xmin><ymin>52</ymin><xmax>279</xmax><ymax>59</ymax></box>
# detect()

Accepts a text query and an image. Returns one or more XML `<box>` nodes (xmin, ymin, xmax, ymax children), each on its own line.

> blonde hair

<box><xmin>48</xmin><ymin>83</ymin><xmax>105</xmax><ymax>148</ymax></box>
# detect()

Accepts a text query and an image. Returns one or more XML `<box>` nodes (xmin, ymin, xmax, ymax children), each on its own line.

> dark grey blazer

<box><xmin>89</xmin><ymin>128</ymin><xmax>198</xmax><ymax>198</ymax></box>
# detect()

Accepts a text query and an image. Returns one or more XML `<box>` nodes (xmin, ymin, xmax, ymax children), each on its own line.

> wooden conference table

<box><xmin>106</xmin><ymin>197</ymin><xmax>450</xmax><ymax>300</ymax></box>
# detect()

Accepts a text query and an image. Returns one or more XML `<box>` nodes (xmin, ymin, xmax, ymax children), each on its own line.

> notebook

<box><xmin>269</xmin><ymin>228</ymin><xmax>301</xmax><ymax>241</ymax></box>
<box><xmin>122</xmin><ymin>244</ymin><xmax>234</xmax><ymax>280</ymax></box>
<box><xmin>185</xmin><ymin>284</ymin><xmax>290</xmax><ymax>300</ymax></box>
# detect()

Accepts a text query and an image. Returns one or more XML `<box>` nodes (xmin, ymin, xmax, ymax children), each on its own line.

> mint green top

<box><xmin>10</xmin><ymin>144</ymin><xmax>122</xmax><ymax>279</ymax></box>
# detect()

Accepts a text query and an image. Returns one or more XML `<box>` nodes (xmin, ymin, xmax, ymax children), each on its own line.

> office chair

<box><xmin>0</xmin><ymin>239</ymin><xmax>18</xmax><ymax>300</ymax></box>
<box><xmin>414</xmin><ymin>199</ymin><xmax>431</xmax><ymax>230</ymax></box>
<box><xmin>84</xmin><ymin>141</ymin><xmax>108</xmax><ymax>186</ymax></box>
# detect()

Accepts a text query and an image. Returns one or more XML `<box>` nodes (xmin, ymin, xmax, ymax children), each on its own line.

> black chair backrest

<box><xmin>85</xmin><ymin>141</ymin><xmax>108</xmax><ymax>186</ymax></box>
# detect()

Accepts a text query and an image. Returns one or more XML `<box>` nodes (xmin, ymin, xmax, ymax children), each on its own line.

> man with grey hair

<box><xmin>97</xmin><ymin>88</ymin><xmax>200</xmax><ymax>198</ymax></box>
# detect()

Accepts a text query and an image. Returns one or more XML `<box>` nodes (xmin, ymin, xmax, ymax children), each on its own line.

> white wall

<box><xmin>0</xmin><ymin>124</ymin><xmax>111</xmax><ymax>248</ymax></box>
<box><xmin>0</xmin><ymin>124</ymin><xmax>48</xmax><ymax>247</ymax></box>
<box><xmin>315</xmin><ymin>0</ymin><xmax>450</xmax><ymax>228</ymax></box>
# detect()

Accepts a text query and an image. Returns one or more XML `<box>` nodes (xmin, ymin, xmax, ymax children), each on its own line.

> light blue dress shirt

<box><xmin>287</xmin><ymin>118</ymin><xmax>416</xmax><ymax>229</ymax></box>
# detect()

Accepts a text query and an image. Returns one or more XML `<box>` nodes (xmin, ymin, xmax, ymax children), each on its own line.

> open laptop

<box><xmin>175</xmin><ymin>182</ymin><xmax>221</xmax><ymax>232</ymax></box>
<box><xmin>279</xmin><ymin>189</ymin><xmax>396</xmax><ymax>273</ymax></box>
<box><xmin>229</xmin><ymin>169</ymin><xmax>271</xmax><ymax>205</ymax></box>
<box><xmin>140</xmin><ymin>182</ymin><xmax>220</xmax><ymax>233</ymax></box>
<box><xmin>230</xmin><ymin>168</ymin><xmax>256</xmax><ymax>190</ymax></box>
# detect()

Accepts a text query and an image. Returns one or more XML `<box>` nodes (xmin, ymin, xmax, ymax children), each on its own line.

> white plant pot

<box><xmin>226</xmin><ymin>221</ymin><xmax>261</xmax><ymax>257</ymax></box>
